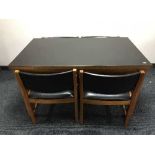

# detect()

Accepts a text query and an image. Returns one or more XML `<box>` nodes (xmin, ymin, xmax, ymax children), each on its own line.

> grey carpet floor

<box><xmin>0</xmin><ymin>69</ymin><xmax>155</xmax><ymax>135</ymax></box>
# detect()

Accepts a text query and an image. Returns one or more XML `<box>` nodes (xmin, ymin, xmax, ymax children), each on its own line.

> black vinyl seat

<box><xmin>84</xmin><ymin>92</ymin><xmax>131</xmax><ymax>101</ymax></box>
<box><xmin>29</xmin><ymin>90</ymin><xmax>73</xmax><ymax>99</ymax></box>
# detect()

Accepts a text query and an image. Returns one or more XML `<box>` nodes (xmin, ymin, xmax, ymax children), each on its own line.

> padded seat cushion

<box><xmin>84</xmin><ymin>91</ymin><xmax>131</xmax><ymax>101</ymax></box>
<box><xmin>29</xmin><ymin>90</ymin><xmax>73</xmax><ymax>99</ymax></box>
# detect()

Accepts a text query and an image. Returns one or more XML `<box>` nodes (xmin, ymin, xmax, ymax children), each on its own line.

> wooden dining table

<box><xmin>9</xmin><ymin>37</ymin><xmax>151</xmax><ymax>73</ymax></box>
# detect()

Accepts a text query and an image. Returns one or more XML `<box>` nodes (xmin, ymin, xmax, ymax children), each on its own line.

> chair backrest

<box><xmin>83</xmin><ymin>72</ymin><xmax>140</xmax><ymax>94</ymax></box>
<box><xmin>19</xmin><ymin>70</ymin><xmax>73</xmax><ymax>93</ymax></box>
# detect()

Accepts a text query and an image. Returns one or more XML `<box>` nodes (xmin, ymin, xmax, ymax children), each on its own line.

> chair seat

<box><xmin>84</xmin><ymin>91</ymin><xmax>131</xmax><ymax>101</ymax></box>
<box><xmin>29</xmin><ymin>90</ymin><xmax>73</xmax><ymax>99</ymax></box>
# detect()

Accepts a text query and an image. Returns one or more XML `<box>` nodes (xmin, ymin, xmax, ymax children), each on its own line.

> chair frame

<box><xmin>79</xmin><ymin>70</ymin><xmax>145</xmax><ymax>127</ymax></box>
<box><xmin>15</xmin><ymin>69</ymin><xmax>78</xmax><ymax>124</ymax></box>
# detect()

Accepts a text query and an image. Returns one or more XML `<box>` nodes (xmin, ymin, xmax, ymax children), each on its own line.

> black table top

<box><xmin>9</xmin><ymin>37</ymin><xmax>151</xmax><ymax>68</ymax></box>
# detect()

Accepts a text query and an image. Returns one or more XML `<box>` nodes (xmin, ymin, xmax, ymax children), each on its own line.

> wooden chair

<box><xmin>15</xmin><ymin>69</ymin><xmax>78</xmax><ymax>124</ymax></box>
<box><xmin>79</xmin><ymin>70</ymin><xmax>145</xmax><ymax>127</ymax></box>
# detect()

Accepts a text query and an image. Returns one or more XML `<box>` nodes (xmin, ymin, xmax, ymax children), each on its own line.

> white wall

<box><xmin>0</xmin><ymin>0</ymin><xmax>155</xmax><ymax>65</ymax></box>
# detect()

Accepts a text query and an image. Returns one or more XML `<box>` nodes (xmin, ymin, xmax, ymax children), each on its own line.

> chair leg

<box><xmin>125</xmin><ymin>101</ymin><xmax>137</xmax><ymax>128</ymax></box>
<box><xmin>74</xmin><ymin>101</ymin><xmax>78</xmax><ymax>122</ymax></box>
<box><xmin>29</xmin><ymin>110</ymin><xmax>36</xmax><ymax>124</ymax></box>
<box><xmin>15</xmin><ymin>71</ymin><xmax>36</xmax><ymax>124</ymax></box>
<box><xmin>80</xmin><ymin>102</ymin><xmax>84</xmax><ymax>124</ymax></box>
<box><xmin>24</xmin><ymin>100</ymin><xmax>36</xmax><ymax>124</ymax></box>
<box><xmin>124</xmin><ymin>71</ymin><xmax>145</xmax><ymax>128</ymax></box>
<box><xmin>123</xmin><ymin>106</ymin><xmax>129</xmax><ymax>127</ymax></box>
<box><xmin>125</xmin><ymin>115</ymin><xmax>130</xmax><ymax>128</ymax></box>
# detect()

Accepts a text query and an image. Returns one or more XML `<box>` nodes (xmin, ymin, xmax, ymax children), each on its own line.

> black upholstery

<box><xmin>83</xmin><ymin>72</ymin><xmax>140</xmax><ymax>95</ymax></box>
<box><xmin>19</xmin><ymin>71</ymin><xmax>73</xmax><ymax>94</ymax></box>
<box><xmin>29</xmin><ymin>90</ymin><xmax>73</xmax><ymax>99</ymax></box>
<box><xmin>84</xmin><ymin>92</ymin><xmax>130</xmax><ymax>100</ymax></box>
